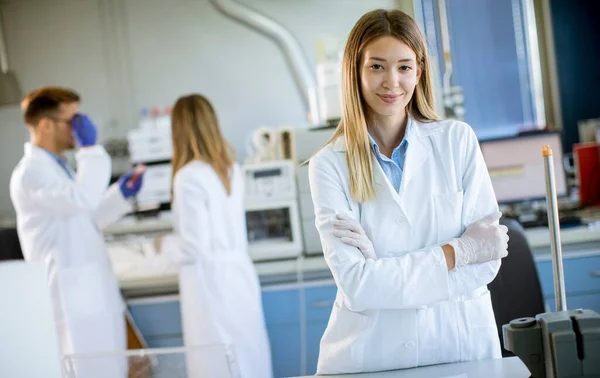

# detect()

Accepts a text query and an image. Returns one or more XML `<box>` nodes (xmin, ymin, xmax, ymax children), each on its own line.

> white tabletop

<box><xmin>290</xmin><ymin>357</ymin><xmax>530</xmax><ymax>378</ymax></box>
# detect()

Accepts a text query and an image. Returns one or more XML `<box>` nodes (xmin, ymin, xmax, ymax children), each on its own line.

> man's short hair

<box><xmin>21</xmin><ymin>87</ymin><xmax>80</xmax><ymax>126</ymax></box>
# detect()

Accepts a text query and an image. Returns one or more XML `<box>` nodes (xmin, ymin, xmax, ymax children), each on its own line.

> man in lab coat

<box><xmin>10</xmin><ymin>87</ymin><xmax>144</xmax><ymax>377</ymax></box>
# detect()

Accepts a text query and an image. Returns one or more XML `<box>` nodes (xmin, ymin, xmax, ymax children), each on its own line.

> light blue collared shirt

<box><xmin>368</xmin><ymin>118</ymin><xmax>412</xmax><ymax>193</ymax></box>
<box><xmin>44</xmin><ymin>150</ymin><xmax>73</xmax><ymax>179</ymax></box>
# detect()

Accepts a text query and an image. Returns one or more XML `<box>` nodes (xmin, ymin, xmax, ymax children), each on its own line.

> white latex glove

<box><xmin>331</xmin><ymin>213</ymin><xmax>378</xmax><ymax>260</ymax></box>
<box><xmin>448</xmin><ymin>211</ymin><xmax>509</xmax><ymax>268</ymax></box>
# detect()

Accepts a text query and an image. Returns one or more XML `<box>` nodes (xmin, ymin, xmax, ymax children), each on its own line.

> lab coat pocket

<box><xmin>57</xmin><ymin>264</ymin><xmax>111</xmax><ymax>322</ymax></box>
<box><xmin>464</xmin><ymin>290</ymin><xmax>501</xmax><ymax>360</ymax></box>
<box><xmin>434</xmin><ymin>191</ymin><xmax>464</xmax><ymax>243</ymax></box>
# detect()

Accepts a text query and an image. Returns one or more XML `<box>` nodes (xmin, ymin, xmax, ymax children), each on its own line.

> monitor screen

<box><xmin>480</xmin><ymin>133</ymin><xmax>568</xmax><ymax>204</ymax></box>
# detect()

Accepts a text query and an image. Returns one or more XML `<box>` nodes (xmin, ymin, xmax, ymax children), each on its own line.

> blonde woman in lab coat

<box><xmin>309</xmin><ymin>9</ymin><xmax>510</xmax><ymax>375</ymax></box>
<box><xmin>170</xmin><ymin>94</ymin><xmax>272</xmax><ymax>378</ymax></box>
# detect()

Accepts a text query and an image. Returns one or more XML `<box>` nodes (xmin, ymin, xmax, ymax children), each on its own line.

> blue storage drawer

<box><xmin>128</xmin><ymin>299</ymin><xmax>182</xmax><ymax>338</ymax></box>
<box><xmin>568</xmin><ymin>293</ymin><xmax>600</xmax><ymax>313</ymax></box>
<box><xmin>262</xmin><ymin>287</ymin><xmax>301</xmax><ymax>325</ymax></box>
<box><xmin>536</xmin><ymin>255</ymin><xmax>600</xmax><ymax>297</ymax></box>
<box><xmin>544</xmin><ymin>293</ymin><xmax>600</xmax><ymax>313</ymax></box>
<box><xmin>145</xmin><ymin>336</ymin><xmax>184</xmax><ymax>348</ymax></box>
<box><xmin>266</xmin><ymin>323</ymin><xmax>302</xmax><ymax>378</ymax></box>
<box><xmin>304</xmin><ymin>284</ymin><xmax>336</xmax><ymax>323</ymax></box>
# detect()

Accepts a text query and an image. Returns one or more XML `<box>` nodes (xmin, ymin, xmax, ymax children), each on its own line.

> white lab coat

<box><xmin>309</xmin><ymin>119</ymin><xmax>502</xmax><ymax>375</ymax></box>
<box><xmin>10</xmin><ymin>143</ymin><xmax>132</xmax><ymax>378</ymax></box>
<box><xmin>171</xmin><ymin>161</ymin><xmax>272</xmax><ymax>378</ymax></box>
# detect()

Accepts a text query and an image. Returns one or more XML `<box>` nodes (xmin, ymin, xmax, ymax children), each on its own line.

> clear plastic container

<box><xmin>63</xmin><ymin>344</ymin><xmax>240</xmax><ymax>378</ymax></box>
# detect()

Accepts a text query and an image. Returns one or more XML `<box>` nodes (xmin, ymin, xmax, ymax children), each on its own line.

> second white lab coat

<box><xmin>309</xmin><ymin>119</ymin><xmax>502</xmax><ymax>374</ymax></box>
<box><xmin>10</xmin><ymin>143</ymin><xmax>132</xmax><ymax>378</ymax></box>
<box><xmin>171</xmin><ymin>161</ymin><xmax>272</xmax><ymax>378</ymax></box>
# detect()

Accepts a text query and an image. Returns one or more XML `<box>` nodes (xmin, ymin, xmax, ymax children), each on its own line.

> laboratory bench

<box><xmin>120</xmin><ymin>224</ymin><xmax>600</xmax><ymax>378</ymax></box>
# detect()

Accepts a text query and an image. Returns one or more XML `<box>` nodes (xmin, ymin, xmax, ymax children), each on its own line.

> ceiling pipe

<box><xmin>208</xmin><ymin>0</ymin><xmax>321</xmax><ymax>125</ymax></box>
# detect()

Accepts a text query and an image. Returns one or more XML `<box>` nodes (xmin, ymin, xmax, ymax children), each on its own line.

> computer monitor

<box><xmin>480</xmin><ymin>132</ymin><xmax>568</xmax><ymax>204</ymax></box>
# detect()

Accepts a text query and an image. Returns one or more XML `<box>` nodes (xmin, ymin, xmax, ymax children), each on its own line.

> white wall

<box><xmin>0</xmin><ymin>107</ymin><xmax>28</xmax><ymax>225</ymax></box>
<box><xmin>0</xmin><ymin>0</ymin><xmax>401</xmax><ymax>222</ymax></box>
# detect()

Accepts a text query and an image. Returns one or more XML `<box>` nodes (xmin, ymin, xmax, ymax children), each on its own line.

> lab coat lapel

<box><xmin>333</xmin><ymin>137</ymin><xmax>404</xmax><ymax>210</ymax></box>
<box><xmin>25</xmin><ymin>143</ymin><xmax>74</xmax><ymax>180</ymax></box>
<box><xmin>398</xmin><ymin>124</ymin><xmax>432</xmax><ymax>198</ymax></box>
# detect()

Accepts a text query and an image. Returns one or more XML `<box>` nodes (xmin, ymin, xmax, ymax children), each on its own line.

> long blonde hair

<box><xmin>171</xmin><ymin>94</ymin><xmax>235</xmax><ymax>194</ymax></box>
<box><xmin>327</xmin><ymin>9</ymin><xmax>439</xmax><ymax>203</ymax></box>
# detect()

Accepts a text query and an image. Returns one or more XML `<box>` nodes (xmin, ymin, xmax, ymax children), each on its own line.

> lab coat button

<box><xmin>405</xmin><ymin>341</ymin><xmax>415</xmax><ymax>349</ymax></box>
<box><xmin>396</xmin><ymin>217</ymin><xmax>405</xmax><ymax>225</ymax></box>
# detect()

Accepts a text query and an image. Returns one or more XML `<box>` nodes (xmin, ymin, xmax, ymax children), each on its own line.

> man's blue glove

<box><xmin>118</xmin><ymin>166</ymin><xmax>146</xmax><ymax>198</ymax></box>
<box><xmin>71</xmin><ymin>114</ymin><xmax>97</xmax><ymax>147</ymax></box>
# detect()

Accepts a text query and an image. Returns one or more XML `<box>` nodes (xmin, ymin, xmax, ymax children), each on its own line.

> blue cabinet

<box><xmin>127</xmin><ymin>296</ymin><xmax>184</xmax><ymax>348</ymax></box>
<box><xmin>535</xmin><ymin>255</ymin><xmax>600</xmax><ymax>313</ymax></box>
<box><xmin>303</xmin><ymin>284</ymin><xmax>336</xmax><ymax>375</ymax></box>
<box><xmin>265</xmin><ymin>323</ymin><xmax>302</xmax><ymax>378</ymax></box>
<box><xmin>260</xmin><ymin>282</ymin><xmax>337</xmax><ymax>378</ymax></box>
<box><xmin>148</xmin><ymin>336</ymin><xmax>184</xmax><ymax>348</ymax></box>
<box><xmin>262</xmin><ymin>286</ymin><xmax>302</xmax><ymax>378</ymax></box>
<box><xmin>543</xmin><ymin>293</ymin><xmax>600</xmax><ymax>313</ymax></box>
<box><xmin>305</xmin><ymin>324</ymin><xmax>328</xmax><ymax>375</ymax></box>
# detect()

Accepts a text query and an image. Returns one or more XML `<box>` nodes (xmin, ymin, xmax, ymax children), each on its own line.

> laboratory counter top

<box><xmin>526</xmin><ymin>224</ymin><xmax>600</xmax><ymax>249</ymax></box>
<box><xmin>116</xmin><ymin>254</ymin><xmax>332</xmax><ymax>297</ymax></box>
<box><xmin>113</xmin><ymin>223</ymin><xmax>600</xmax><ymax>298</ymax></box>
<box><xmin>290</xmin><ymin>357</ymin><xmax>530</xmax><ymax>378</ymax></box>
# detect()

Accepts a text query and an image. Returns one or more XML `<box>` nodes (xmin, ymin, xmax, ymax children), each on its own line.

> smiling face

<box><xmin>333</xmin><ymin>9</ymin><xmax>438</xmax><ymax>203</ymax></box>
<box><xmin>359</xmin><ymin>35</ymin><xmax>421</xmax><ymax>123</ymax></box>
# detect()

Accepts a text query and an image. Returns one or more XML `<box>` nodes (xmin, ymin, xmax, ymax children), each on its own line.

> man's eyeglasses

<box><xmin>49</xmin><ymin>117</ymin><xmax>74</xmax><ymax>126</ymax></box>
